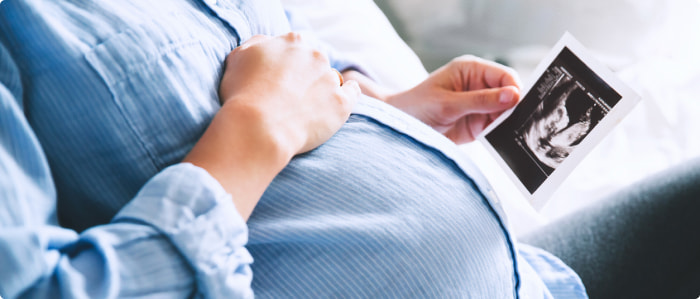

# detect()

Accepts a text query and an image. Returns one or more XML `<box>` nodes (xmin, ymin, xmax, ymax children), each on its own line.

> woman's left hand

<box><xmin>384</xmin><ymin>55</ymin><xmax>521</xmax><ymax>144</ymax></box>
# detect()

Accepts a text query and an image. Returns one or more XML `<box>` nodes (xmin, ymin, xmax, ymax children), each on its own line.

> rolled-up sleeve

<box><xmin>0</xmin><ymin>42</ymin><xmax>253</xmax><ymax>299</ymax></box>
<box><xmin>113</xmin><ymin>164</ymin><xmax>253</xmax><ymax>299</ymax></box>
<box><xmin>0</xmin><ymin>164</ymin><xmax>254</xmax><ymax>299</ymax></box>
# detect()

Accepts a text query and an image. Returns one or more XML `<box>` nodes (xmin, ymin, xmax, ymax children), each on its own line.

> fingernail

<box><xmin>499</xmin><ymin>89</ymin><xmax>513</xmax><ymax>104</ymax></box>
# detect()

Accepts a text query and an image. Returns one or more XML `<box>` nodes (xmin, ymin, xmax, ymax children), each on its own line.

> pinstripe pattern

<box><xmin>1</xmin><ymin>0</ymin><xmax>586</xmax><ymax>297</ymax></box>
<box><xmin>2</xmin><ymin>41</ymin><xmax>254</xmax><ymax>297</ymax></box>
<box><xmin>519</xmin><ymin>244</ymin><xmax>588</xmax><ymax>298</ymax></box>
<box><xmin>0</xmin><ymin>42</ymin><xmax>57</xmax><ymax>226</ymax></box>
<box><xmin>249</xmin><ymin>100</ymin><xmax>518</xmax><ymax>298</ymax></box>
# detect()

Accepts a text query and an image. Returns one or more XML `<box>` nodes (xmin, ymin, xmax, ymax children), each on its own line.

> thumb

<box><xmin>451</xmin><ymin>86</ymin><xmax>519</xmax><ymax>115</ymax></box>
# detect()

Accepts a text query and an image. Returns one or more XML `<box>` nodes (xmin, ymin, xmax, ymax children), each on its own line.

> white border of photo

<box><xmin>478</xmin><ymin>33</ymin><xmax>641</xmax><ymax>210</ymax></box>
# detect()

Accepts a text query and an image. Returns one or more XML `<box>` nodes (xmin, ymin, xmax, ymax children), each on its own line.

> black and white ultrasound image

<box><xmin>486</xmin><ymin>47</ymin><xmax>622</xmax><ymax>194</ymax></box>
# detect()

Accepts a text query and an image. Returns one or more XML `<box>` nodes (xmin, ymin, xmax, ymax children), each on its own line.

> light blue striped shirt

<box><xmin>0</xmin><ymin>0</ymin><xmax>587</xmax><ymax>298</ymax></box>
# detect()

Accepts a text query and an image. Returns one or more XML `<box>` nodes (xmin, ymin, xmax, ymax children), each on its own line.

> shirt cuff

<box><xmin>113</xmin><ymin>163</ymin><xmax>253</xmax><ymax>298</ymax></box>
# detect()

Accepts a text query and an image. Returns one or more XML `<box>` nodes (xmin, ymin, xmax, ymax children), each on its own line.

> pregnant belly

<box><xmin>247</xmin><ymin>114</ymin><xmax>517</xmax><ymax>298</ymax></box>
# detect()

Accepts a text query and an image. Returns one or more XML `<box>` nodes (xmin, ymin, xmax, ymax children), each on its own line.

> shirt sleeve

<box><xmin>0</xmin><ymin>43</ymin><xmax>253</xmax><ymax>299</ymax></box>
<box><xmin>517</xmin><ymin>244</ymin><xmax>588</xmax><ymax>299</ymax></box>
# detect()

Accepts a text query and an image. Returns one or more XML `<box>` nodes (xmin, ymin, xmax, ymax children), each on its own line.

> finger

<box><xmin>453</xmin><ymin>55</ymin><xmax>521</xmax><ymax>90</ymax></box>
<box><xmin>338</xmin><ymin>80</ymin><xmax>360</xmax><ymax>114</ymax></box>
<box><xmin>481</xmin><ymin>61</ymin><xmax>521</xmax><ymax>90</ymax></box>
<box><xmin>282</xmin><ymin>31</ymin><xmax>303</xmax><ymax>43</ymax></box>
<box><xmin>449</xmin><ymin>86</ymin><xmax>519</xmax><ymax>116</ymax></box>
<box><xmin>238</xmin><ymin>34</ymin><xmax>271</xmax><ymax>50</ymax></box>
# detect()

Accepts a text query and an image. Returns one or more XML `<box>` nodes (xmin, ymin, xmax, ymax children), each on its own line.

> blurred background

<box><xmin>375</xmin><ymin>0</ymin><xmax>699</xmax><ymax>73</ymax></box>
<box><xmin>284</xmin><ymin>0</ymin><xmax>700</xmax><ymax>235</ymax></box>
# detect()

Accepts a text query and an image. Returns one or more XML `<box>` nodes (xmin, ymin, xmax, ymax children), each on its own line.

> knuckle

<box><xmin>312</xmin><ymin>49</ymin><xmax>330</xmax><ymax>65</ymax></box>
<box><xmin>285</xmin><ymin>31</ymin><xmax>302</xmax><ymax>42</ymax></box>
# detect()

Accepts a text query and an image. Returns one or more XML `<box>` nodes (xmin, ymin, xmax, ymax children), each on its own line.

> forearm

<box><xmin>183</xmin><ymin>101</ymin><xmax>294</xmax><ymax>220</ymax></box>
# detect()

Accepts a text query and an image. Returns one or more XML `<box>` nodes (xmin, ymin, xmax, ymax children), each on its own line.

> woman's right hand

<box><xmin>184</xmin><ymin>33</ymin><xmax>359</xmax><ymax>220</ymax></box>
<box><xmin>219</xmin><ymin>32</ymin><xmax>360</xmax><ymax>155</ymax></box>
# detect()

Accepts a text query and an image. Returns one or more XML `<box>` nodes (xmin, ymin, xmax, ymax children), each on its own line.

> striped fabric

<box><xmin>1</xmin><ymin>43</ymin><xmax>254</xmax><ymax>297</ymax></box>
<box><xmin>0</xmin><ymin>0</ymin><xmax>587</xmax><ymax>298</ymax></box>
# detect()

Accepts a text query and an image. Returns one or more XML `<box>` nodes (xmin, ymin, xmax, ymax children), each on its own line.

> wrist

<box><xmin>219</xmin><ymin>100</ymin><xmax>297</xmax><ymax>163</ymax></box>
<box><xmin>183</xmin><ymin>99</ymin><xmax>294</xmax><ymax>220</ymax></box>
<box><xmin>383</xmin><ymin>88</ymin><xmax>418</xmax><ymax>115</ymax></box>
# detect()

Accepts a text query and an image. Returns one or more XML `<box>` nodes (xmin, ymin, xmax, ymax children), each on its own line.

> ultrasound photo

<box><xmin>485</xmin><ymin>47</ymin><xmax>622</xmax><ymax>194</ymax></box>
